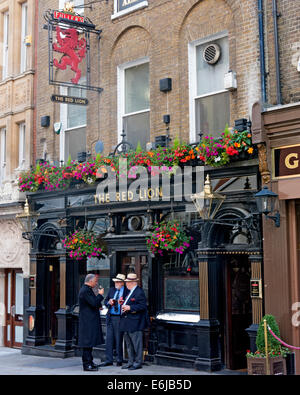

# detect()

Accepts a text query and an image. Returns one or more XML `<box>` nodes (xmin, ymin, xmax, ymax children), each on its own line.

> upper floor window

<box><xmin>112</xmin><ymin>0</ymin><xmax>148</xmax><ymax>20</ymax></box>
<box><xmin>118</xmin><ymin>59</ymin><xmax>150</xmax><ymax>150</ymax></box>
<box><xmin>20</xmin><ymin>2</ymin><xmax>28</xmax><ymax>74</ymax></box>
<box><xmin>18</xmin><ymin>122</ymin><xmax>26</xmax><ymax>169</ymax></box>
<box><xmin>189</xmin><ymin>33</ymin><xmax>230</xmax><ymax>142</ymax></box>
<box><xmin>60</xmin><ymin>78</ymin><xmax>87</xmax><ymax>162</ymax></box>
<box><xmin>2</xmin><ymin>12</ymin><xmax>9</xmax><ymax>80</ymax></box>
<box><xmin>0</xmin><ymin>128</ymin><xmax>6</xmax><ymax>184</ymax></box>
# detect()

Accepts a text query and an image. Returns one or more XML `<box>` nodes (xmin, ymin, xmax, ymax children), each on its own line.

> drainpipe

<box><xmin>258</xmin><ymin>0</ymin><xmax>267</xmax><ymax>105</ymax></box>
<box><xmin>272</xmin><ymin>0</ymin><xmax>282</xmax><ymax>105</ymax></box>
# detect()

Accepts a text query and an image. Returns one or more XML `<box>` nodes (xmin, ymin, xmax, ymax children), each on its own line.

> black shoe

<box><xmin>116</xmin><ymin>362</ymin><xmax>122</xmax><ymax>367</ymax></box>
<box><xmin>121</xmin><ymin>363</ymin><xmax>133</xmax><ymax>369</ymax></box>
<box><xmin>83</xmin><ymin>365</ymin><xmax>98</xmax><ymax>371</ymax></box>
<box><xmin>91</xmin><ymin>362</ymin><xmax>101</xmax><ymax>368</ymax></box>
<box><xmin>100</xmin><ymin>362</ymin><xmax>113</xmax><ymax>367</ymax></box>
<box><xmin>128</xmin><ymin>365</ymin><xmax>142</xmax><ymax>370</ymax></box>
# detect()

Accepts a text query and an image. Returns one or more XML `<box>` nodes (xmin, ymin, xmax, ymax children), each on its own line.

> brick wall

<box><xmin>36</xmin><ymin>0</ymin><xmax>264</xmax><ymax>160</ymax></box>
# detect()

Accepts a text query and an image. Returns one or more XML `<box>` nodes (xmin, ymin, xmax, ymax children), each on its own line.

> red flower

<box><xmin>130</xmin><ymin>298</ymin><xmax>135</xmax><ymax>302</ymax></box>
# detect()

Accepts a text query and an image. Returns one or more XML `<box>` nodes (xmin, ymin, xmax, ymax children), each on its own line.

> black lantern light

<box><xmin>191</xmin><ymin>175</ymin><xmax>226</xmax><ymax>220</ymax></box>
<box><xmin>254</xmin><ymin>186</ymin><xmax>280</xmax><ymax>227</ymax></box>
<box><xmin>16</xmin><ymin>198</ymin><xmax>40</xmax><ymax>241</ymax></box>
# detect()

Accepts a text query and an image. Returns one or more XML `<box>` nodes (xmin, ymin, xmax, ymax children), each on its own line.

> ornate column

<box><xmin>54</xmin><ymin>254</ymin><xmax>73</xmax><ymax>353</ymax></box>
<box><xmin>246</xmin><ymin>254</ymin><xmax>264</xmax><ymax>352</ymax></box>
<box><xmin>194</xmin><ymin>253</ymin><xmax>222</xmax><ymax>372</ymax></box>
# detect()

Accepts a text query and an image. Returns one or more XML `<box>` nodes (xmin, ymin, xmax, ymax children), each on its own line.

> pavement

<box><xmin>0</xmin><ymin>347</ymin><xmax>246</xmax><ymax>375</ymax></box>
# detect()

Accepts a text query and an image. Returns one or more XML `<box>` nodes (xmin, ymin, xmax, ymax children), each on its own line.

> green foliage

<box><xmin>136</xmin><ymin>141</ymin><xmax>142</xmax><ymax>153</ymax></box>
<box><xmin>66</xmin><ymin>155</ymin><xmax>72</xmax><ymax>167</ymax></box>
<box><xmin>173</xmin><ymin>135</ymin><xmax>181</xmax><ymax>149</ymax></box>
<box><xmin>256</xmin><ymin>314</ymin><xmax>281</xmax><ymax>353</ymax></box>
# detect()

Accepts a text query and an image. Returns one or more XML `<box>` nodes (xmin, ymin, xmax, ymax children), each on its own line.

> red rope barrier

<box><xmin>267</xmin><ymin>325</ymin><xmax>300</xmax><ymax>350</ymax></box>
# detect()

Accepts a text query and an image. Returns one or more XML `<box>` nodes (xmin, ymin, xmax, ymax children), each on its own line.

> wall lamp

<box><xmin>254</xmin><ymin>186</ymin><xmax>280</xmax><ymax>227</ymax></box>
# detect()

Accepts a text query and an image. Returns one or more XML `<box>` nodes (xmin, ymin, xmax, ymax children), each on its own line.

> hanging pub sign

<box><xmin>272</xmin><ymin>144</ymin><xmax>300</xmax><ymax>179</ymax></box>
<box><xmin>44</xmin><ymin>6</ymin><xmax>103</xmax><ymax>93</ymax></box>
<box><xmin>51</xmin><ymin>94</ymin><xmax>89</xmax><ymax>105</ymax></box>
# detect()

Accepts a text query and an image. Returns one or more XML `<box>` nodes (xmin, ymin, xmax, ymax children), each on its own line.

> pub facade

<box><xmin>19</xmin><ymin>0</ymin><xmax>300</xmax><ymax>372</ymax></box>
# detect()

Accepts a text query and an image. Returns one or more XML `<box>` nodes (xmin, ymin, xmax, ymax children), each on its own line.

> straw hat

<box><xmin>112</xmin><ymin>274</ymin><xmax>126</xmax><ymax>282</ymax></box>
<box><xmin>125</xmin><ymin>273</ymin><xmax>139</xmax><ymax>282</ymax></box>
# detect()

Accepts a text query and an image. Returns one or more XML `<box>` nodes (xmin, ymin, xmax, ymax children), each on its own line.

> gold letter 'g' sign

<box><xmin>285</xmin><ymin>153</ymin><xmax>299</xmax><ymax>169</ymax></box>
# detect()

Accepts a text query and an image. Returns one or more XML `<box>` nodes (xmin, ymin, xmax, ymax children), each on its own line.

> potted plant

<box><xmin>246</xmin><ymin>314</ymin><xmax>288</xmax><ymax>375</ymax></box>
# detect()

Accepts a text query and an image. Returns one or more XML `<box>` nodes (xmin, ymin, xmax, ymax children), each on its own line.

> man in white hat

<box><xmin>100</xmin><ymin>273</ymin><xmax>126</xmax><ymax>367</ymax></box>
<box><xmin>120</xmin><ymin>273</ymin><xmax>149</xmax><ymax>370</ymax></box>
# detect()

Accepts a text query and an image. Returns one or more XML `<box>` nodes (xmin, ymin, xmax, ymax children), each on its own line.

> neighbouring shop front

<box><xmin>21</xmin><ymin>154</ymin><xmax>265</xmax><ymax>371</ymax></box>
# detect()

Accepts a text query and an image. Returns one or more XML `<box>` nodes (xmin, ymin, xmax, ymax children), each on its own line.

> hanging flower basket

<box><xmin>62</xmin><ymin>229</ymin><xmax>107</xmax><ymax>261</ymax></box>
<box><xmin>146</xmin><ymin>220</ymin><xmax>192</xmax><ymax>256</ymax></box>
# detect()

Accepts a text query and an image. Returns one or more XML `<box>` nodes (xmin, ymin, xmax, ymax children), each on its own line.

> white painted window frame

<box><xmin>18</xmin><ymin>122</ymin><xmax>26</xmax><ymax>169</ymax></box>
<box><xmin>59</xmin><ymin>85</ymin><xmax>87</xmax><ymax>162</ymax></box>
<box><xmin>2</xmin><ymin>11</ymin><xmax>9</xmax><ymax>80</ymax></box>
<box><xmin>20</xmin><ymin>2</ymin><xmax>28</xmax><ymax>74</ymax></box>
<box><xmin>112</xmin><ymin>0</ymin><xmax>148</xmax><ymax>20</ymax></box>
<box><xmin>188</xmin><ymin>30</ymin><xmax>229</xmax><ymax>143</ymax></box>
<box><xmin>0</xmin><ymin>128</ymin><xmax>6</xmax><ymax>183</ymax></box>
<box><xmin>117</xmin><ymin>57</ymin><xmax>150</xmax><ymax>144</ymax></box>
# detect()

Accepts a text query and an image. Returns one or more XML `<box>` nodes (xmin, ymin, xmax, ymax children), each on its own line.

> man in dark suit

<box><xmin>120</xmin><ymin>273</ymin><xmax>149</xmax><ymax>370</ymax></box>
<box><xmin>78</xmin><ymin>273</ymin><xmax>105</xmax><ymax>371</ymax></box>
<box><xmin>100</xmin><ymin>273</ymin><xmax>127</xmax><ymax>367</ymax></box>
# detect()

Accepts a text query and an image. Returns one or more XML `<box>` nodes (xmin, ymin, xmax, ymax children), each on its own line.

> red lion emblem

<box><xmin>53</xmin><ymin>26</ymin><xmax>87</xmax><ymax>85</ymax></box>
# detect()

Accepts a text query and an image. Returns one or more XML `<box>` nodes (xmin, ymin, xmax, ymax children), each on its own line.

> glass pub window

<box><xmin>18</xmin><ymin>122</ymin><xmax>26</xmax><ymax>169</ymax></box>
<box><xmin>0</xmin><ymin>128</ymin><xmax>6</xmax><ymax>184</ymax></box>
<box><xmin>122</xmin><ymin>62</ymin><xmax>150</xmax><ymax>149</ymax></box>
<box><xmin>195</xmin><ymin>36</ymin><xmax>230</xmax><ymax>137</ymax></box>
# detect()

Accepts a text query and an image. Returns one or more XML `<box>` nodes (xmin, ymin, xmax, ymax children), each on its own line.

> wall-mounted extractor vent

<box><xmin>203</xmin><ymin>43</ymin><xmax>221</xmax><ymax>65</ymax></box>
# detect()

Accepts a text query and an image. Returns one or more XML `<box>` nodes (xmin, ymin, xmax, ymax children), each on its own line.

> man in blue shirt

<box><xmin>100</xmin><ymin>273</ymin><xmax>127</xmax><ymax>366</ymax></box>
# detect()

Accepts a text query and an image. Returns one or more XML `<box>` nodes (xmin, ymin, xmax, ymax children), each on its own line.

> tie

<box><xmin>114</xmin><ymin>289</ymin><xmax>120</xmax><ymax>313</ymax></box>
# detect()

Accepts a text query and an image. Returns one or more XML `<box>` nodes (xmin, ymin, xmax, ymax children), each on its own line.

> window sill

<box><xmin>111</xmin><ymin>1</ymin><xmax>148</xmax><ymax>20</ymax></box>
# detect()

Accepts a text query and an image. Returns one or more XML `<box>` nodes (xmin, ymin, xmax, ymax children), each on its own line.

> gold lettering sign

<box><xmin>272</xmin><ymin>144</ymin><xmax>300</xmax><ymax>179</ymax></box>
<box><xmin>94</xmin><ymin>187</ymin><xmax>163</xmax><ymax>205</ymax></box>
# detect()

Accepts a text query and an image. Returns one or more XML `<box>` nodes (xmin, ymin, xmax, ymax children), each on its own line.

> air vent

<box><xmin>203</xmin><ymin>43</ymin><xmax>221</xmax><ymax>65</ymax></box>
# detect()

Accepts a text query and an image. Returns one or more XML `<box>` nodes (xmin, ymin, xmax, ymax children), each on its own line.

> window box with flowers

<box><xmin>246</xmin><ymin>315</ymin><xmax>287</xmax><ymax>375</ymax></box>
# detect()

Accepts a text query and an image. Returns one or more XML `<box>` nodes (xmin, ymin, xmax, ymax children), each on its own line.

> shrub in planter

<box><xmin>246</xmin><ymin>315</ymin><xmax>288</xmax><ymax>375</ymax></box>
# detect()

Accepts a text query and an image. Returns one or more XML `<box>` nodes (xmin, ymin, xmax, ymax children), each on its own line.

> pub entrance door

<box><xmin>44</xmin><ymin>258</ymin><xmax>60</xmax><ymax>345</ymax></box>
<box><xmin>120</xmin><ymin>252</ymin><xmax>149</xmax><ymax>300</ymax></box>
<box><xmin>223</xmin><ymin>255</ymin><xmax>252</xmax><ymax>370</ymax></box>
<box><xmin>4</xmin><ymin>269</ymin><xmax>24</xmax><ymax>348</ymax></box>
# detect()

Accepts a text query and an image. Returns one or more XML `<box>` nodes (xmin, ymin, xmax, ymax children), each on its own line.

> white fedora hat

<box><xmin>112</xmin><ymin>273</ymin><xmax>126</xmax><ymax>282</ymax></box>
<box><xmin>125</xmin><ymin>273</ymin><xmax>139</xmax><ymax>282</ymax></box>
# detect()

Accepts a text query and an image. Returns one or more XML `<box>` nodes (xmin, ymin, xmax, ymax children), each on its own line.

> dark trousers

<box><xmin>82</xmin><ymin>347</ymin><xmax>93</xmax><ymax>367</ymax></box>
<box><xmin>124</xmin><ymin>331</ymin><xmax>143</xmax><ymax>367</ymax></box>
<box><xmin>105</xmin><ymin>315</ymin><xmax>124</xmax><ymax>363</ymax></box>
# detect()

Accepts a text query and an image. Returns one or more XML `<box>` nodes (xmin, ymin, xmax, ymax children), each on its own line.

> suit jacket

<box><xmin>119</xmin><ymin>286</ymin><xmax>150</xmax><ymax>333</ymax></box>
<box><xmin>104</xmin><ymin>286</ymin><xmax>129</xmax><ymax>324</ymax></box>
<box><xmin>78</xmin><ymin>284</ymin><xmax>104</xmax><ymax>347</ymax></box>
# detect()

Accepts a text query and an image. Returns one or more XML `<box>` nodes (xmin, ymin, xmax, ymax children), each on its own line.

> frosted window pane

<box><xmin>123</xmin><ymin>111</ymin><xmax>150</xmax><ymax>149</ymax></box>
<box><xmin>15</xmin><ymin>326</ymin><xmax>23</xmax><ymax>343</ymax></box>
<box><xmin>15</xmin><ymin>273</ymin><xmax>23</xmax><ymax>316</ymax></box>
<box><xmin>67</xmin><ymin>81</ymin><xmax>87</xmax><ymax>129</ymax></box>
<box><xmin>65</xmin><ymin>127</ymin><xmax>86</xmax><ymax>160</ymax></box>
<box><xmin>195</xmin><ymin>92</ymin><xmax>230</xmax><ymax>136</ymax></box>
<box><xmin>7</xmin><ymin>325</ymin><xmax>10</xmax><ymax>342</ymax></box>
<box><xmin>196</xmin><ymin>36</ymin><xmax>229</xmax><ymax>96</ymax></box>
<box><xmin>125</xmin><ymin>63</ymin><xmax>149</xmax><ymax>114</ymax></box>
